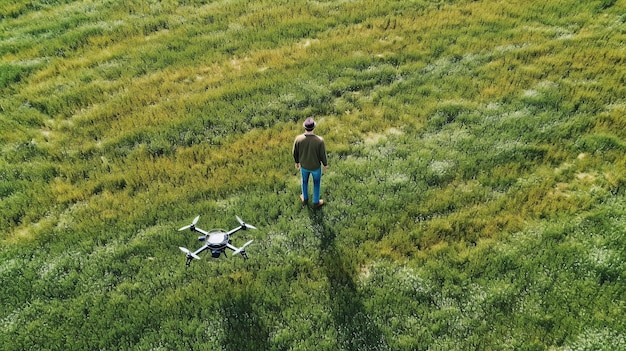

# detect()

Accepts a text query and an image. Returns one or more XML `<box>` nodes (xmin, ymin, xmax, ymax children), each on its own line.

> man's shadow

<box><xmin>309</xmin><ymin>209</ymin><xmax>387</xmax><ymax>350</ymax></box>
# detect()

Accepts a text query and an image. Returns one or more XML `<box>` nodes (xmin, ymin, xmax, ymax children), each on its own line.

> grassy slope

<box><xmin>1</xmin><ymin>0</ymin><xmax>626</xmax><ymax>350</ymax></box>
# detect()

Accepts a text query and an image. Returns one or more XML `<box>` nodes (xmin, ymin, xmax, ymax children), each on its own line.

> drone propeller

<box><xmin>178</xmin><ymin>215</ymin><xmax>200</xmax><ymax>231</ymax></box>
<box><xmin>179</xmin><ymin>247</ymin><xmax>201</xmax><ymax>260</ymax></box>
<box><xmin>232</xmin><ymin>240</ymin><xmax>254</xmax><ymax>256</ymax></box>
<box><xmin>236</xmin><ymin>216</ymin><xmax>257</xmax><ymax>230</ymax></box>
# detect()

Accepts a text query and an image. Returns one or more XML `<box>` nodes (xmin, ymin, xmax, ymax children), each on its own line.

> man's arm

<box><xmin>293</xmin><ymin>139</ymin><xmax>300</xmax><ymax>169</ymax></box>
<box><xmin>319</xmin><ymin>140</ymin><xmax>328</xmax><ymax>169</ymax></box>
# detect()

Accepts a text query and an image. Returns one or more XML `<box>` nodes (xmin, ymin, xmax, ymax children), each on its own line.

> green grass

<box><xmin>1</xmin><ymin>0</ymin><xmax>626</xmax><ymax>350</ymax></box>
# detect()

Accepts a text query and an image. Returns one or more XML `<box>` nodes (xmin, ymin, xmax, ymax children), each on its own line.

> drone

<box><xmin>178</xmin><ymin>215</ymin><xmax>256</xmax><ymax>266</ymax></box>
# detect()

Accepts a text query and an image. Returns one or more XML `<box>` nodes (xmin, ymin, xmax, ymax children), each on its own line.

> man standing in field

<box><xmin>293</xmin><ymin>117</ymin><xmax>328</xmax><ymax>208</ymax></box>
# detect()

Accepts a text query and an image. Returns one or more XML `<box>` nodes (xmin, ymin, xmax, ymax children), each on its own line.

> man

<box><xmin>293</xmin><ymin>117</ymin><xmax>328</xmax><ymax>208</ymax></box>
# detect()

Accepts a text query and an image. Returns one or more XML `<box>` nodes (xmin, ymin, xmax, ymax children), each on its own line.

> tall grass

<box><xmin>1</xmin><ymin>0</ymin><xmax>626</xmax><ymax>350</ymax></box>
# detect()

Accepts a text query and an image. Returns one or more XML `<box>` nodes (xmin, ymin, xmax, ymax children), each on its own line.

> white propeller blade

<box><xmin>233</xmin><ymin>240</ymin><xmax>253</xmax><ymax>256</ymax></box>
<box><xmin>236</xmin><ymin>216</ymin><xmax>257</xmax><ymax>230</ymax></box>
<box><xmin>178</xmin><ymin>215</ymin><xmax>200</xmax><ymax>231</ymax></box>
<box><xmin>179</xmin><ymin>247</ymin><xmax>200</xmax><ymax>260</ymax></box>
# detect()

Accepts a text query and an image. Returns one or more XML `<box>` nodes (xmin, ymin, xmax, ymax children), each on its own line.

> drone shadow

<box><xmin>308</xmin><ymin>209</ymin><xmax>387</xmax><ymax>350</ymax></box>
<box><xmin>219</xmin><ymin>286</ymin><xmax>270</xmax><ymax>351</ymax></box>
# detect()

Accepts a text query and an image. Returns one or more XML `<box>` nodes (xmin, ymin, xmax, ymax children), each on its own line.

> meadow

<box><xmin>1</xmin><ymin>0</ymin><xmax>626</xmax><ymax>349</ymax></box>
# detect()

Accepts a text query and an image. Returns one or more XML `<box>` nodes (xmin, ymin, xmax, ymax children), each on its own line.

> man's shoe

<box><xmin>299</xmin><ymin>194</ymin><xmax>308</xmax><ymax>204</ymax></box>
<box><xmin>314</xmin><ymin>199</ymin><xmax>325</xmax><ymax>208</ymax></box>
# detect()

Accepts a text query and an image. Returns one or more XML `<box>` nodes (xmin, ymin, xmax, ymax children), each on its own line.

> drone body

<box><xmin>178</xmin><ymin>215</ymin><xmax>255</xmax><ymax>266</ymax></box>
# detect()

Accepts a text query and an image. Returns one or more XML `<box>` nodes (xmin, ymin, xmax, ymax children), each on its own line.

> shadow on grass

<box><xmin>309</xmin><ymin>208</ymin><xmax>388</xmax><ymax>350</ymax></box>
<box><xmin>219</xmin><ymin>286</ymin><xmax>270</xmax><ymax>351</ymax></box>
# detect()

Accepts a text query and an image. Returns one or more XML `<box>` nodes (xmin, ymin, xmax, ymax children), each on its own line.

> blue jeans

<box><xmin>301</xmin><ymin>167</ymin><xmax>322</xmax><ymax>204</ymax></box>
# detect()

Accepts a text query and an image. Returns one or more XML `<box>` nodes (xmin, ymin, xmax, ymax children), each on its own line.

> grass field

<box><xmin>1</xmin><ymin>0</ymin><xmax>626</xmax><ymax>350</ymax></box>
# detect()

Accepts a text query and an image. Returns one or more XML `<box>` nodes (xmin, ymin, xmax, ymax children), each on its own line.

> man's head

<box><xmin>303</xmin><ymin>117</ymin><xmax>316</xmax><ymax>131</ymax></box>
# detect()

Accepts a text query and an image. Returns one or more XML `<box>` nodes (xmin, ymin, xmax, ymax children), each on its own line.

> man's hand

<box><xmin>295</xmin><ymin>163</ymin><xmax>300</xmax><ymax>169</ymax></box>
<box><xmin>323</xmin><ymin>165</ymin><xmax>329</xmax><ymax>171</ymax></box>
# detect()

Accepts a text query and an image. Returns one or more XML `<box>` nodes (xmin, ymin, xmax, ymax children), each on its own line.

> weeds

<box><xmin>2</xmin><ymin>0</ymin><xmax>626</xmax><ymax>349</ymax></box>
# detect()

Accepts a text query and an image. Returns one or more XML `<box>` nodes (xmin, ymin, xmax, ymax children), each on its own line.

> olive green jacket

<box><xmin>293</xmin><ymin>133</ymin><xmax>328</xmax><ymax>170</ymax></box>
